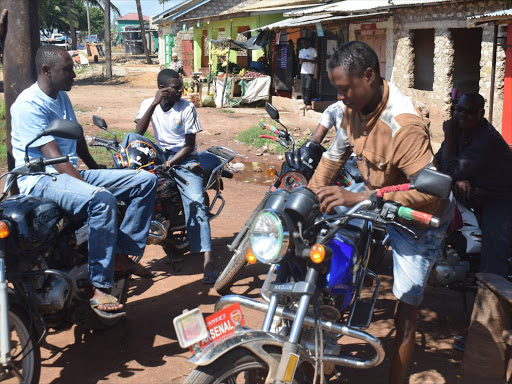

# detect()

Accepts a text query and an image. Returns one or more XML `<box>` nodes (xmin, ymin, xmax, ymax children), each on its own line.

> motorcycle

<box><xmin>0</xmin><ymin>120</ymin><xmax>131</xmax><ymax>384</ymax></box>
<box><xmin>87</xmin><ymin>115</ymin><xmax>236</xmax><ymax>264</ymax></box>
<box><xmin>429</xmin><ymin>200</ymin><xmax>481</xmax><ymax>287</ymax></box>
<box><xmin>174</xmin><ymin>168</ymin><xmax>452</xmax><ymax>383</ymax></box>
<box><xmin>214</xmin><ymin>102</ymin><xmax>386</xmax><ymax>295</ymax></box>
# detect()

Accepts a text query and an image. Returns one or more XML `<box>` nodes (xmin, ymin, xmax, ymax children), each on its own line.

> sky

<box><xmin>111</xmin><ymin>0</ymin><xmax>185</xmax><ymax>18</ymax></box>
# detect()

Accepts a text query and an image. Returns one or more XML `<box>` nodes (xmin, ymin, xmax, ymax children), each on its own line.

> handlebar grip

<box><xmin>43</xmin><ymin>155</ymin><xmax>69</xmax><ymax>166</ymax></box>
<box><xmin>258</xmin><ymin>134</ymin><xmax>278</xmax><ymax>142</ymax></box>
<box><xmin>398</xmin><ymin>207</ymin><xmax>440</xmax><ymax>227</ymax></box>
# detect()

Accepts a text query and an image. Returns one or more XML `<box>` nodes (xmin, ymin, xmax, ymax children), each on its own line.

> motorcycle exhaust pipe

<box><xmin>215</xmin><ymin>295</ymin><xmax>385</xmax><ymax>369</ymax></box>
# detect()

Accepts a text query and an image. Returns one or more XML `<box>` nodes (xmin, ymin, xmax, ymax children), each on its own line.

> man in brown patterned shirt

<box><xmin>309</xmin><ymin>41</ymin><xmax>454</xmax><ymax>384</ymax></box>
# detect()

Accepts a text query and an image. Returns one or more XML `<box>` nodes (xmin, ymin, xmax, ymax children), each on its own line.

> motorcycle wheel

<box><xmin>184</xmin><ymin>348</ymin><xmax>314</xmax><ymax>384</ymax></box>
<box><xmin>214</xmin><ymin>233</ymin><xmax>250</xmax><ymax>295</ymax></box>
<box><xmin>0</xmin><ymin>306</ymin><xmax>41</xmax><ymax>384</ymax></box>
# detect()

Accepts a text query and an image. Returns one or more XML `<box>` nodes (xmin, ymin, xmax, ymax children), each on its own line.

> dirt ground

<box><xmin>23</xmin><ymin>66</ymin><xmax>466</xmax><ymax>384</ymax></box>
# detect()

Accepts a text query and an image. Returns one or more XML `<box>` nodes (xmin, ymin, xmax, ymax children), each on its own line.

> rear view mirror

<box><xmin>413</xmin><ymin>168</ymin><xmax>452</xmax><ymax>199</ymax></box>
<box><xmin>41</xmin><ymin>119</ymin><xmax>83</xmax><ymax>140</ymax></box>
<box><xmin>265</xmin><ymin>102</ymin><xmax>279</xmax><ymax>121</ymax></box>
<box><xmin>25</xmin><ymin>119</ymin><xmax>83</xmax><ymax>162</ymax></box>
<box><xmin>93</xmin><ymin>115</ymin><xmax>108</xmax><ymax>130</ymax></box>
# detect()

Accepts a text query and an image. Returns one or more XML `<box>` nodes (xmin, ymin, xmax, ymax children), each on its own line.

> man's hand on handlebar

<box><xmin>317</xmin><ymin>186</ymin><xmax>366</xmax><ymax>214</ymax></box>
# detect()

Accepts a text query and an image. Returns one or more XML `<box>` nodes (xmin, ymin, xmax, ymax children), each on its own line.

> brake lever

<box><xmin>384</xmin><ymin>220</ymin><xmax>418</xmax><ymax>240</ymax></box>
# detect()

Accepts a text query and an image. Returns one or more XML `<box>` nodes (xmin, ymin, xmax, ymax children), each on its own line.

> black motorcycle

<box><xmin>0</xmin><ymin>120</ymin><xmax>130</xmax><ymax>384</ymax></box>
<box><xmin>176</xmin><ymin>169</ymin><xmax>452</xmax><ymax>383</ymax></box>
<box><xmin>87</xmin><ymin>115</ymin><xmax>236</xmax><ymax>264</ymax></box>
<box><xmin>214</xmin><ymin>103</ymin><xmax>385</xmax><ymax>294</ymax></box>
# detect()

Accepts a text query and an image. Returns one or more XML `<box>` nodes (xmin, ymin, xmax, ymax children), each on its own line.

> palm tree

<box><xmin>65</xmin><ymin>0</ymin><xmax>77</xmax><ymax>49</ymax></box>
<box><xmin>135</xmin><ymin>0</ymin><xmax>152</xmax><ymax>64</ymax></box>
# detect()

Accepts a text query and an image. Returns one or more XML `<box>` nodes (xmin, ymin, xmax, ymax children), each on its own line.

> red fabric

<box><xmin>447</xmin><ymin>204</ymin><xmax>463</xmax><ymax>234</ymax></box>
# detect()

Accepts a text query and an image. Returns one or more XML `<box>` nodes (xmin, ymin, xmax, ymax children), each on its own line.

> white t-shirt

<box><xmin>135</xmin><ymin>98</ymin><xmax>202</xmax><ymax>153</ymax></box>
<box><xmin>299</xmin><ymin>47</ymin><xmax>318</xmax><ymax>74</ymax></box>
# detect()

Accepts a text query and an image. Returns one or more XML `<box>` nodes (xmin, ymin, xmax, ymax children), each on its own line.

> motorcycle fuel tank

<box><xmin>0</xmin><ymin>195</ymin><xmax>64</xmax><ymax>250</ymax></box>
<box><xmin>324</xmin><ymin>233</ymin><xmax>357</xmax><ymax>311</ymax></box>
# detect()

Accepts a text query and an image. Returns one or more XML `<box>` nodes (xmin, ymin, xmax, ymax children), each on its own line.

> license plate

<box><xmin>182</xmin><ymin>303</ymin><xmax>245</xmax><ymax>352</ymax></box>
<box><xmin>173</xmin><ymin>308</ymin><xmax>209</xmax><ymax>349</ymax></box>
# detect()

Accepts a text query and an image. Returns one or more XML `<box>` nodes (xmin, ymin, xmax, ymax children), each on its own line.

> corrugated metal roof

<box><xmin>285</xmin><ymin>0</ymin><xmax>452</xmax><ymax>17</ymax></box>
<box><xmin>467</xmin><ymin>8</ymin><xmax>512</xmax><ymax>27</ymax></box>
<box><xmin>153</xmin><ymin>0</ymin><xmax>211</xmax><ymax>24</ymax></box>
<box><xmin>242</xmin><ymin>0</ymin><xmax>324</xmax><ymax>11</ymax></box>
<box><xmin>253</xmin><ymin>11</ymin><xmax>390</xmax><ymax>31</ymax></box>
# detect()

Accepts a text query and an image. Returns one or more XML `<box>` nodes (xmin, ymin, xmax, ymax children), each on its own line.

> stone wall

<box><xmin>391</xmin><ymin>0</ymin><xmax>507</xmax><ymax>137</ymax></box>
<box><xmin>174</xmin><ymin>0</ymin><xmax>258</xmax><ymax>23</ymax></box>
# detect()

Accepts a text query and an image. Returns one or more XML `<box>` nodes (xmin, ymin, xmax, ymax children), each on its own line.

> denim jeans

<box><xmin>31</xmin><ymin>169</ymin><xmax>157</xmax><ymax>289</ymax></box>
<box><xmin>167</xmin><ymin>153</ymin><xmax>211</xmax><ymax>253</ymax></box>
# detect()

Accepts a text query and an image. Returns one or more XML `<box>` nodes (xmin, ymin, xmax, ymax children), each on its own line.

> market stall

<box><xmin>208</xmin><ymin>30</ymin><xmax>272</xmax><ymax>107</ymax></box>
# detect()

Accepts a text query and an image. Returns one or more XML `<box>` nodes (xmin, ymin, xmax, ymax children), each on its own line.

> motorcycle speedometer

<box><xmin>279</xmin><ymin>171</ymin><xmax>307</xmax><ymax>191</ymax></box>
<box><xmin>250</xmin><ymin>210</ymin><xmax>289</xmax><ymax>264</ymax></box>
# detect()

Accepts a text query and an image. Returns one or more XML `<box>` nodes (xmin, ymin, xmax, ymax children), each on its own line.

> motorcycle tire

<box><xmin>214</xmin><ymin>233</ymin><xmax>250</xmax><ymax>296</ymax></box>
<box><xmin>184</xmin><ymin>348</ymin><xmax>315</xmax><ymax>384</ymax></box>
<box><xmin>0</xmin><ymin>305</ymin><xmax>41</xmax><ymax>384</ymax></box>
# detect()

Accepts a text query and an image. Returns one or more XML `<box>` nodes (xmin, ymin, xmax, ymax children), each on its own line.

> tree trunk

<box><xmin>86</xmin><ymin>0</ymin><xmax>91</xmax><ymax>42</ymax></box>
<box><xmin>0</xmin><ymin>0</ymin><xmax>39</xmax><ymax>193</ymax></box>
<box><xmin>104</xmin><ymin>0</ymin><xmax>112</xmax><ymax>78</ymax></box>
<box><xmin>65</xmin><ymin>0</ymin><xmax>77</xmax><ymax>49</ymax></box>
<box><xmin>135</xmin><ymin>0</ymin><xmax>151</xmax><ymax>65</ymax></box>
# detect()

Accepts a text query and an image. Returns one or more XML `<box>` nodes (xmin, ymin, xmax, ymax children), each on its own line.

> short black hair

<box><xmin>328</xmin><ymin>41</ymin><xmax>380</xmax><ymax>78</ymax></box>
<box><xmin>157</xmin><ymin>69</ymin><xmax>180</xmax><ymax>86</ymax></box>
<box><xmin>461</xmin><ymin>92</ymin><xmax>485</xmax><ymax>110</ymax></box>
<box><xmin>35</xmin><ymin>45</ymin><xmax>67</xmax><ymax>73</ymax></box>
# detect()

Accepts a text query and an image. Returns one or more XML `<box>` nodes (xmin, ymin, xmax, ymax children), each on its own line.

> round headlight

<box><xmin>250</xmin><ymin>210</ymin><xmax>289</xmax><ymax>264</ymax></box>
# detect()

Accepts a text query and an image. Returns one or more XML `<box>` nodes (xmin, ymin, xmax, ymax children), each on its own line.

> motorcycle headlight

<box><xmin>250</xmin><ymin>210</ymin><xmax>289</xmax><ymax>264</ymax></box>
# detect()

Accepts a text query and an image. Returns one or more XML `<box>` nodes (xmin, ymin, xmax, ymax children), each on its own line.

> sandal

<box><xmin>90</xmin><ymin>294</ymin><xmax>126</xmax><ymax>320</ymax></box>
<box><xmin>118</xmin><ymin>263</ymin><xmax>156</xmax><ymax>279</ymax></box>
<box><xmin>201</xmin><ymin>270</ymin><xmax>219</xmax><ymax>284</ymax></box>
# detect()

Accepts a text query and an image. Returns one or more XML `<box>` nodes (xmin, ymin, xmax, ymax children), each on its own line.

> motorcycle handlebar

<box><xmin>161</xmin><ymin>165</ymin><xmax>189</xmax><ymax>186</ymax></box>
<box><xmin>42</xmin><ymin>155</ymin><xmax>70</xmax><ymax>167</ymax></box>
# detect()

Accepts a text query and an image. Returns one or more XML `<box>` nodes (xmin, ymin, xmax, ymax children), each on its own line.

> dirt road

<box><xmin>37</xmin><ymin>68</ymin><xmax>466</xmax><ymax>384</ymax></box>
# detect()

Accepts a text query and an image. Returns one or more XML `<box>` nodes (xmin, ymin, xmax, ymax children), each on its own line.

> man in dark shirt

<box><xmin>436</xmin><ymin>92</ymin><xmax>512</xmax><ymax>277</ymax></box>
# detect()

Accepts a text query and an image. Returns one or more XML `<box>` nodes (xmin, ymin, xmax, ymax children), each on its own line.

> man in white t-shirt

<box><xmin>135</xmin><ymin>69</ymin><xmax>217</xmax><ymax>283</ymax></box>
<box><xmin>298</xmin><ymin>37</ymin><xmax>318</xmax><ymax>110</ymax></box>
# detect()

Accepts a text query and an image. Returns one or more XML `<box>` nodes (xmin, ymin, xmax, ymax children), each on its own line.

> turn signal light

<box><xmin>310</xmin><ymin>244</ymin><xmax>325</xmax><ymax>264</ymax></box>
<box><xmin>0</xmin><ymin>221</ymin><xmax>10</xmax><ymax>239</ymax></box>
<box><xmin>246</xmin><ymin>248</ymin><xmax>257</xmax><ymax>264</ymax></box>
<box><xmin>267</xmin><ymin>166</ymin><xmax>277</xmax><ymax>177</ymax></box>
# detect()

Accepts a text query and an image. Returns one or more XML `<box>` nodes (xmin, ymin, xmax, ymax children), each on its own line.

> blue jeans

<box><xmin>167</xmin><ymin>153</ymin><xmax>211</xmax><ymax>253</ymax></box>
<box><xmin>31</xmin><ymin>169</ymin><xmax>157</xmax><ymax>289</ymax></box>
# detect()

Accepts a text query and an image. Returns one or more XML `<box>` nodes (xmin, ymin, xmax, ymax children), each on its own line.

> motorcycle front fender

<box><xmin>189</xmin><ymin>329</ymin><xmax>314</xmax><ymax>370</ymax></box>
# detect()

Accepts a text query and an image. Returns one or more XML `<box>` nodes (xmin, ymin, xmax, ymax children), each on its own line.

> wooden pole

<box><xmin>207</xmin><ymin>26</ymin><xmax>213</xmax><ymax>95</ymax></box>
<box><xmin>489</xmin><ymin>23</ymin><xmax>498</xmax><ymax>125</ymax></box>
<box><xmin>104</xmin><ymin>0</ymin><xmax>112</xmax><ymax>78</ymax></box>
<box><xmin>0</xmin><ymin>0</ymin><xmax>39</xmax><ymax>177</ymax></box>
<box><xmin>220</xmin><ymin>20</ymin><xmax>232</xmax><ymax>108</ymax></box>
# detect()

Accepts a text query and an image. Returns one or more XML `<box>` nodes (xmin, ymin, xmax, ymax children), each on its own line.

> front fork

<box><xmin>262</xmin><ymin>266</ymin><xmax>319</xmax><ymax>384</ymax></box>
<box><xmin>0</xmin><ymin>241</ymin><xmax>11</xmax><ymax>367</ymax></box>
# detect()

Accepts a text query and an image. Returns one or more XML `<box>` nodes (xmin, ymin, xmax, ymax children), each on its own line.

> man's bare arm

<box><xmin>40</xmin><ymin>141</ymin><xmax>85</xmax><ymax>181</ymax></box>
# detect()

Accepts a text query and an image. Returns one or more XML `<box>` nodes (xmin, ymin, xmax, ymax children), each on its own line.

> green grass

<box><xmin>220</xmin><ymin>109</ymin><xmax>235</xmax><ymax>114</ymax></box>
<box><xmin>88</xmin><ymin>128</ymin><xmax>156</xmax><ymax>166</ymax></box>
<box><xmin>236</xmin><ymin>121</ymin><xmax>308</xmax><ymax>155</ymax></box>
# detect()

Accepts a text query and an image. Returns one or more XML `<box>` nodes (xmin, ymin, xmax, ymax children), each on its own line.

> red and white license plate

<box><xmin>188</xmin><ymin>303</ymin><xmax>245</xmax><ymax>352</ymax></box>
